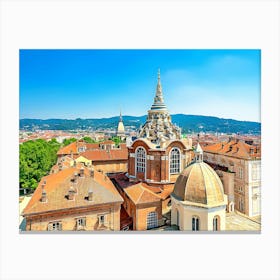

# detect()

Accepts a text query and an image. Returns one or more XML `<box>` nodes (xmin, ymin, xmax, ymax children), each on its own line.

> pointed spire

<box><xmin>119</xmin><ymin>109</ymin><xmax>123</xmax><ymax>122</ymax></box>
<box><xmin>150</xmin><ymin>69</ymin><xmax>167</xmax><ymax>111</ymax></box>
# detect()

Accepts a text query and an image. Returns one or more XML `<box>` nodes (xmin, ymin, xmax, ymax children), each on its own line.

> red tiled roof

<box><xmin>22</xmin><ymin>167</ymin><xmax>123</xmax><ymax>216</ymax></box>
<box><xmin>57</xmin><ymin>142</ymin><xmax>80</xmax><ymax>155</ymax></box>
<box><xmin>86</xmin><ymin>143</ymin><xmax>100</xmax><ymax>150</ymax></box>
<box><xmin>202</xmin><ymin>140</ymin><xmax>261</xmax><ymax>160</ymax></box>
<box><xmin>80</xmin><ymin>148</ymin><xmax>128</xmax><ymax>162</ymax></box>
<box><xmin>124</xmin><ymin>183</ymin><xmax>161</xmax><ymax>205</ymax></box>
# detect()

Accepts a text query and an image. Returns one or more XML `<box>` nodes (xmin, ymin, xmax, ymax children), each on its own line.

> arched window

<box><xmin>213</xmin><ymin>215</ymin><xmax>220</xmax><ymax>231</ymax></box>
<box><xmin>147</xmin><ymin>211</ymin><xmax>158</xmax><ymax>229</ymax></box>
<box><xmin>170</xmin><ymin>147</ymin><xmax>181</xmax><ymax>174</ymax></box>
<box><xmin>136</xmin><ymin>147</ymin><xmax>146</xmax><ymax>173</ymax></box>
<box><xmin>192</xmin><ymin>216</ymin><xmax>199</xmax><ymax>231</ymax></box>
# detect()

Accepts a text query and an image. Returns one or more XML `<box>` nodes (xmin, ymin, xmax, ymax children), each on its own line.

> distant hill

<box><xmin>19</xmin><ymin>114</ymin><xmax>261</xmax><ymax>134</ymax></box>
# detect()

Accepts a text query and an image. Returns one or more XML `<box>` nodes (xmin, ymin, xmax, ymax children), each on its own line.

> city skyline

<box><xmin>20</xmin><ymin>49</ymin><xmax>261</xmax><ymax>122</ymax></box>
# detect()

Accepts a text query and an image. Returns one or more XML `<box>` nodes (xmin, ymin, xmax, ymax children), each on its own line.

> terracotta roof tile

<box><xmin>124</xmin><ymin>183</ymin><xmax>161</xmax><ymax>205</ymax></box>
<box><xmin>22</xmin><ymin>167</ymin><xmax>123</xmax><ymax>216</ymax></box>
<box><xmin>202</xmin><ymin>140</ymin><xmax>261</xmax><ymax>160</ymax></box>
<box><xmin>57</xmin><ymin>142</ymin><xmax>79</xmax><ymax>155</ymax></box>
<box><xmin>80</xmin><ymin>149</ymin><xmax>128</xmax><ymax>162</ymax></box>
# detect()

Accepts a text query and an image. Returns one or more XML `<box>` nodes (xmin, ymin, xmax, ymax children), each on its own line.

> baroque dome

<box><xmin>117</xmin><ymin>121</ymin><xmax>125</xmax><ymax>133</ymax></box>
<box><xmin>173</xmin><ymin>161</ymin><xmax>225</xmax><ymax>205</ymax></box>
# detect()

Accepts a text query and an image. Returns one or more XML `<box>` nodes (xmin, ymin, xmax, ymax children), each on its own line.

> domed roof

<box><xmin>173</xmin><ymin>161</ymin><xmax>225</xmax><ymax>205</ymax></box>
<box><xmin>117</xmin><ymin>121</ymin><xmax>125</xmax><ymax>133</ymax></box>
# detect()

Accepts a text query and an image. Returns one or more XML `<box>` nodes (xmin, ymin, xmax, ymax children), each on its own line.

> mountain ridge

<box><xmin>20</xmin><ymin>114</ymin><xmax>261</xmax><ymax>134</ymax></box>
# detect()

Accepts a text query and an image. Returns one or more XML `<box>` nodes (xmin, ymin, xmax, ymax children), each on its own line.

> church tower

<box><xmin>138</xmin><ymin>69</ymin><xmax>182</xmax><ymax>145</ymax></box>
<box><xmin>128</xmin><ymin>70</ymin><xmax>192</xmax><ymax>187</ymax></box>
<box><xmin>116</xmin><ymin>110</ymin><xmax>125</xmax><ymax>139</ymax></box>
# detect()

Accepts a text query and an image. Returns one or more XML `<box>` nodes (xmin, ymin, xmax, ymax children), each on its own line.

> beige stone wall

<box><xmin>217</xmin><ymin>170</ymin><xmax>235</xmax><ymax>212</ymax></box>
<box><xmin>25</xmin><ymin>204</ymin><xmax>121</xmax><ymax>231</ymax></box>
<box><xmin>171</xmin><ymin>196</ymin><xmax>226</xmax><ymax>231</ymax></box>
<box><xmin>93</xmin><ymin>161</ymin><xmax>127</xmax><ymax>174</ymax></box>
<box><xmin>206</xmin><ymin>208</ymin><xmax>226</xmax><ymax>230</ymax></box>
<box><xmin>204</xmin><ymin>151</ymin><xmax>261</xmax><ymax>217</ymax></box>
<box><xmin>135</xmin><ymin>202</ymin><xmax>162</xmax><ymax>231</ymax></box>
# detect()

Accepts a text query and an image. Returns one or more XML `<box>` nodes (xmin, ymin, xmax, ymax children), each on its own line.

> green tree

<box><xmin>109</xmin><ymin>136</ymin><xmax>124</xmax><ymax>146</ymax></box>
<box><xmin>62</xmin><ymin>137</ymin><xmax>77</xmax><ymax>147</ymax></box>
<box><xmin>82</xmin><ymin>136</ymin><xmax>96</xmax><ymax>143</ymax></box>
<box><xmin>19</xmin><ymin>139</ymin><xmax>61</xmax><ymax>192</ymax></box>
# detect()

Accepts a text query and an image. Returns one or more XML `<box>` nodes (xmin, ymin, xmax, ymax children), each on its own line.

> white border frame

<box><xmin>1</xmin><ymin>0</ymin><xmax>280</xmax><ymax>280</ymax></box>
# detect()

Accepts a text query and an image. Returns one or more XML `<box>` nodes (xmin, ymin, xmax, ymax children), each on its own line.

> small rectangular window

<box><xmin>48</xmin><ymin>221</ymin><xmax>62</xmax><ymax>231</ymax></box>
<box><xmin>98</xmin><ymin>215</ymin><xmax>106</xmax><ymax>225</ymax></box>
<box><xmin>77</xmin><ymin>217</ymin><xmax>86</xmax><ymax>229</ymax></box>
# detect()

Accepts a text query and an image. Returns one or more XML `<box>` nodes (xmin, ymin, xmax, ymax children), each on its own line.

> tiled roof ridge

<box><xmin>135</xmin><ymin>187</ymin><xmax>145</xmax><ymax>204</ymax></box>
<box><xmin>138</xmin><ymin>183</ymin><xmax>162</xmax><ymax>201</ymax></box>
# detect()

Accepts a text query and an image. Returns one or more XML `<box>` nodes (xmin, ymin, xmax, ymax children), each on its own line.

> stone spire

<box><xmin>150</xmin><ymin>69</ymin><xmax>167</xmax><ymax>111</ymax></box>
<box><xmin>119</xmin><ymin>109</ymin><xmax>123</xmax><ymax>122</ymax></box>
<box><xmin>138</xmin><ymin>70</ymin><xmax>182</xmax><ymax>143</ymax></box>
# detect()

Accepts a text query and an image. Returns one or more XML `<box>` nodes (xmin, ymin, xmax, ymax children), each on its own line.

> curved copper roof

<box><xmin>173</xmin><ymin>161</ymin><xmax>225</xmax><ymax>205</ymax></box>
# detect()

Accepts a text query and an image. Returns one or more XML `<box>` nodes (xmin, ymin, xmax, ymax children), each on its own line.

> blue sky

<box><xmin>20</xmin><ymin>49</ymin><xmax>261</xmax><ymax>122</ymax></box>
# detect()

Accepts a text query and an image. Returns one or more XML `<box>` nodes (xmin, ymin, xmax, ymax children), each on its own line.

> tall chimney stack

<box><xmin>41</xmin><ymin>181</ymin><xmax>47</xmax><ymax>202</ymax></box>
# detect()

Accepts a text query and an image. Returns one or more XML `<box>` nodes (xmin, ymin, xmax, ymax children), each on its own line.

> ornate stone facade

<box><xmin>137</xmin><ymin>70</ymin><xmax>182</xmax><ymax>146</ymax></box>
<box><xmin>128</xmin><ymin>70</ymin><xmax>192</xmax><ymax>186</ymax></box>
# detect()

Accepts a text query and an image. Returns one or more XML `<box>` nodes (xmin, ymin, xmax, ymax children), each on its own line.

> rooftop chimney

<box><xmin>80</xmin><ymin>167</ymin><xmax>84</xmax><ymax>177</ymax></box>
<box><xmin>71</xmin><ymin>173</ymin><xmax>78</xmax><ymax>184</ymax></box>
<box><xmin>68</xmin><ymin>186</ymin><xmax>75</xmax><ymax>200</ymax></box>
<box><xmin>88</xmin><ymin>188</ymin><xmax>93</xmax><ymax>201</ymax></box>
<box><xmin>41</xmin><ymin>182</ymin><xmax>47</xmax><ymax>202</ymax></box>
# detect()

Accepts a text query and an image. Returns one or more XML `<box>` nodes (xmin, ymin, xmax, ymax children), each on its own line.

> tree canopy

<box><xmin>109</xmin><ymin>136</ymin><xmax>125</xmax><ymax>146</ymax></box>
<box><xmin>20</xmin><ymin>139</ymin><xmax>60</xmax><ymax>191</ymax></box>
<box><xmin>62</xmin><ymin>137</ymin><xmax>77</xmax><ymax>147</ymax></box>
<box><xmin>82</xmin><ymin>136</ymin><xmax>97</xmax><ymax>143</ymax></box>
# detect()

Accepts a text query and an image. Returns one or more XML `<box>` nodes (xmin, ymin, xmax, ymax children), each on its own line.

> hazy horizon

<box><xmin>19</xmin><ymin>113</ymin><xmax>261</xmax><ymax>123</ymax></box>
